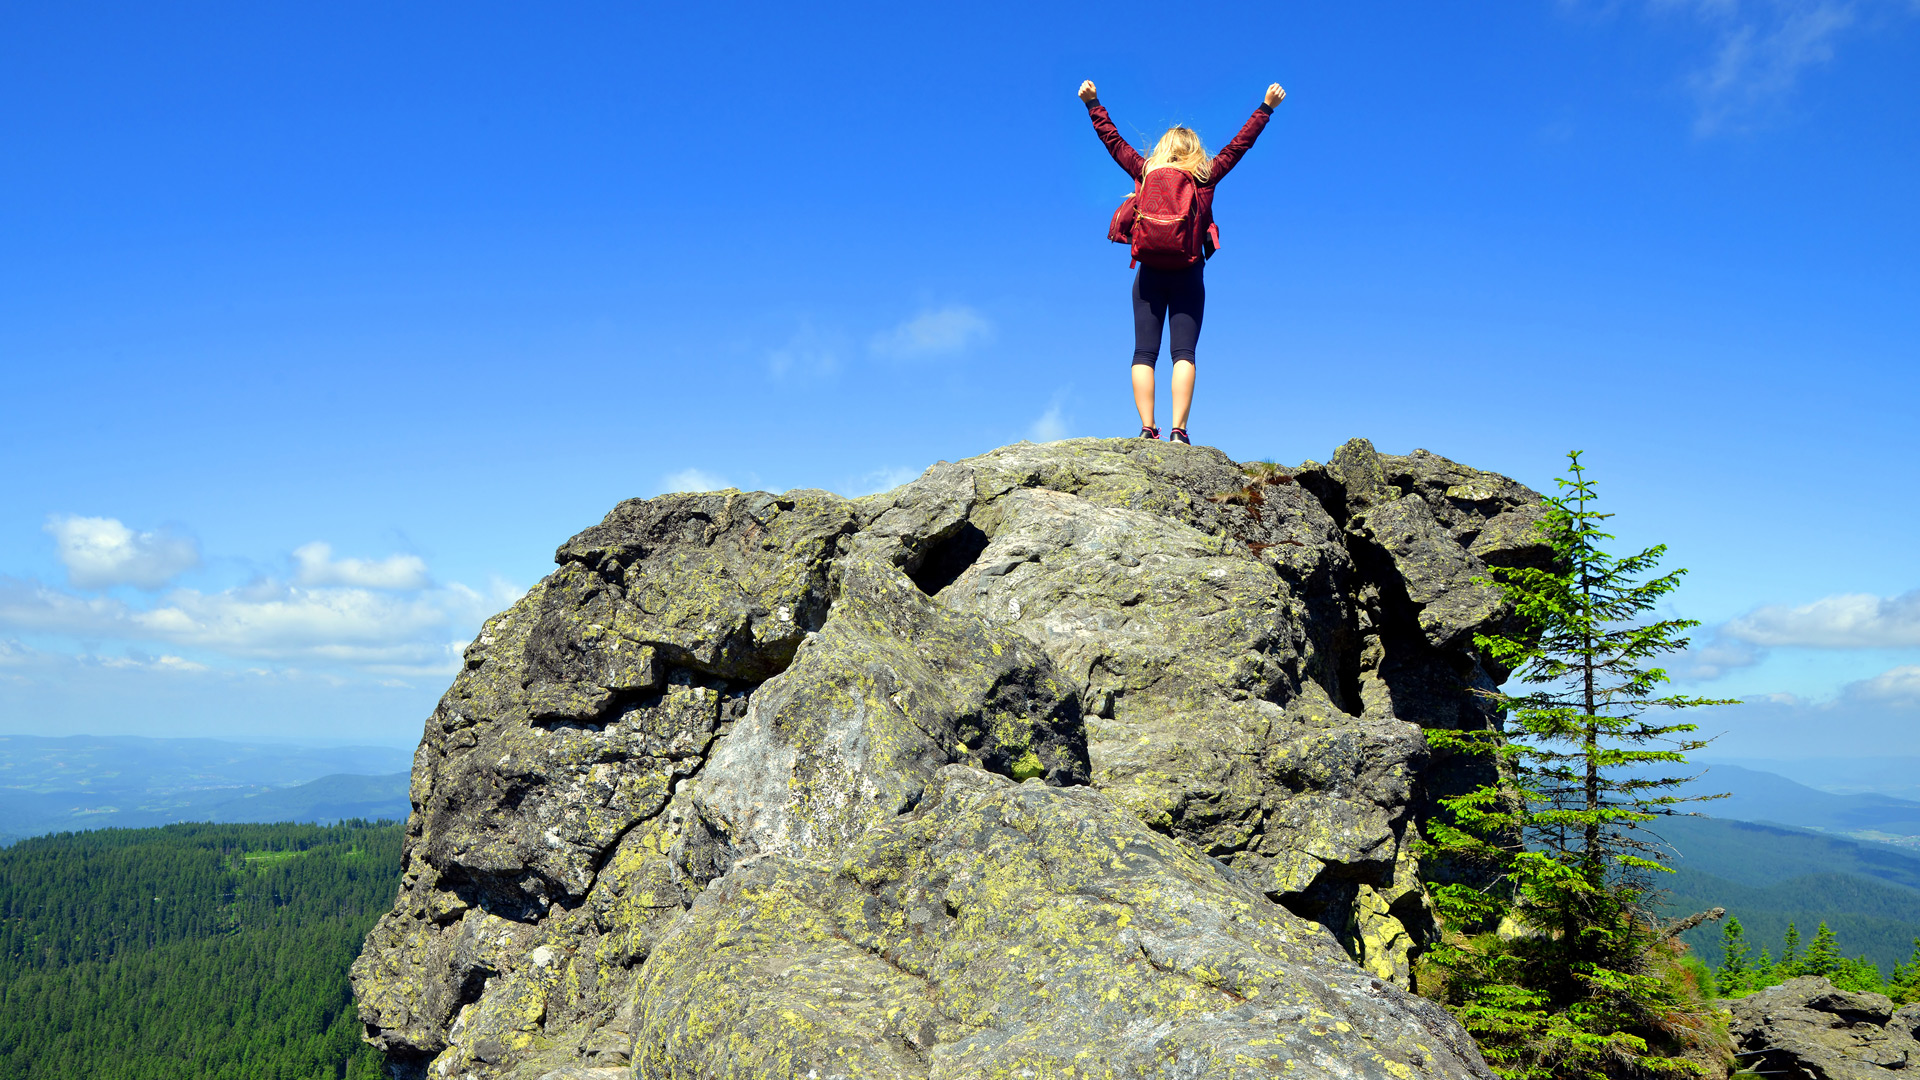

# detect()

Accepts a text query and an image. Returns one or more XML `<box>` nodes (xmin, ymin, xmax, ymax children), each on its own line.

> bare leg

<box><xmin>1132</xmin><ymin>363</ymin><xmax>1156</xmax><ymax>430</ymax></box>
<box><xmin>1170</xmin><ymin>359</ymin><xmax>1195</xmax><ymax>431</ymax></box>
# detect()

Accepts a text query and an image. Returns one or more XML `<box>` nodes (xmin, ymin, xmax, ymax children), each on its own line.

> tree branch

<box><xmin>1661</xmin><ymin>907</ymin><xmax>1726</xmax><ymax>939</ymax></box>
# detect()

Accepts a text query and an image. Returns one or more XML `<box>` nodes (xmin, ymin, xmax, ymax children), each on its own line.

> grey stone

<box><xmin>1729</xmin><ymin>977</ymin><xmax>1920</xmax><ymax>1079</ymax></box>
<box><xmin>686</xmin><ymin>550</ymin><xmax>1088</xmax><ymax>872</ymax></box>
<box><xmin>632</xmin><ymin>767</ymin><xmax>1491</xmax><ymax>1080</ymax></box>
<box><xmin>353</xmin><ymin>438</ymin><xmax>1537</xmax><ymax>1079</ymax></box>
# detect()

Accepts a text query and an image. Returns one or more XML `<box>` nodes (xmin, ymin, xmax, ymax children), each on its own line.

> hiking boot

<box><xmin>1138</xmin><ymin>425</ymin><xmax>1161</xmax><ymax>440</ymax></box>
<box><xmin>1169</xmin><ymin>427</ymin><xmax>1190</xmax><ymax>445</ymax></box>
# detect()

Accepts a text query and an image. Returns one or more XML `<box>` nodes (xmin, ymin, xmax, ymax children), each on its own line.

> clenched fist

<box><xmin>1078</xmin><ymin>80</ymin><xmax>1098</xmax><ymax>103</ymax></box>
<box><xmin>1265</xmin><ymin>83</ymin><xmax>1286</xmax><ymax>107</ymax></box>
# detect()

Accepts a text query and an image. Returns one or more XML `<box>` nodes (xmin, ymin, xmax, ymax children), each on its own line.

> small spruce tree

<box><xmin>1890</xmin><ymin>939</ymin><xmax>1920</xmax><ymax>1005</ymax></box>
<box><xmin>1753</xmin><ymin>947</ymin><xmax>1777</xmax><ymax>989</ymax></box>
<box><xmin>1780</xmin><ymin>924</ymin><xmax>1801</xmax><ymax>977</ymax></box>
<box><xmin>1420</xmin><ymin>451</ymin><xmax>1738</xmax><ymax>1080</ymax></box>
<box><xmin>1717</xmin><ymin>917</ymin><xmax>1751</xmax><ymax>996</ymax></box>
<box><xmin>1802</xmin><ymin>923</ymin><xmax>1843</xmax><ymax>980</ymax></box>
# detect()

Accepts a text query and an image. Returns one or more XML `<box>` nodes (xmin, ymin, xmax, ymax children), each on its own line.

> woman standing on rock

<box><xmin>1079</xmin><ymin>79</ymin><xmax>1284</xmax><ymax>445</ymax></box>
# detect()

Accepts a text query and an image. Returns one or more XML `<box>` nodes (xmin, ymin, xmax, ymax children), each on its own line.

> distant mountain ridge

<box><xmin>1703</xmin><ymin>757</ymin><xmax>1920</xmax><ymax>802</ymax></box>
<box><xmin>0</xmin><ymin>734</ymin><xmax>413</xmax><ymax>842</ymax></box>
<box><xmin>1680</xmin><ymin>763</ymin><xmax>1920</xmax><ymax>846</ymax></box>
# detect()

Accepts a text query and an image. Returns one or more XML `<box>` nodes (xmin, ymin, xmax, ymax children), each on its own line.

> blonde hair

<box><xmin>1143</xmin><ymin>126</ymin><xmax>1211</xmax><ymax>183</ymax></box>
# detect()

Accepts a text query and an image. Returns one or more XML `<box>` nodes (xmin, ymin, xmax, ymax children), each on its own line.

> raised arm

<box><xmin>1206</xmin><ymin>83</ymin><xmax>1284</xmax><ymax>187</ymax></box>
<box><xmin>1079</xmin><ymin>79</ymin><xmax>1144</xmax><ymax>181</ymax></box>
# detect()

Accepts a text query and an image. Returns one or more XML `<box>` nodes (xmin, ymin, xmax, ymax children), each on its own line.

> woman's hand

<box><xmin>1265</xmin><ymin>83</ymin><xmax>1286</xmax><ymax>107</ymax></box>
<box><xmin>1078</xmin><ymin>80</ymin><xmax>1098</xmax><ymax>103</ymax></box>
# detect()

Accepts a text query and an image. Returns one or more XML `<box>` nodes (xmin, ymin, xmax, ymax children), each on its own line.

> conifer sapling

<box><xmin>1419</xmin><ymin>451</ymin><xmax>1738</xmax><ymax>1080</ymax></box>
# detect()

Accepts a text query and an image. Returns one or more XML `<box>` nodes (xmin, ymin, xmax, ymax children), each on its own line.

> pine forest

<box><xmin>0</xmin><ymin>821</ymin><xmax>403</xmax><ymax>1080</ymax></box>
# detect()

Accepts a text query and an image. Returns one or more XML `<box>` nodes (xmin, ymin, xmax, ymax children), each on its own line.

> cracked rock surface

<box><xmin>353</xmin><ymin>438</ymin><xmax>1538</xmax><ymax>1079</ymax></box>
<box><xmin>1728</xmin><ymin>977</ymin><xmax>1920</xmax><ymax>1080</ymax></box>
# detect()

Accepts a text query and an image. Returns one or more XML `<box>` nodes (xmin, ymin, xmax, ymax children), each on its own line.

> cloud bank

<box><xmin>1690</xmin><ymin>677</ymin><xmax>1920</xmax><ymax>757</ymax></box>
<box><xmin>0</xmin><ymin>573</ymin><xmax>499</xmax><ymax>670</ymax></box>
<box><xmin>2</xmin><ymin>523</ymin><xmax>522</xmax><ymax>682</ymax></box>
<box><xmin>1851</xmin><ymin>664</ymin><xmax>1920</xmax><ymax>704</ymax></box>
<box><xmin>1723</xmin><ymin>588</ymin><xmax>1920</xmax><ymax>648</ymax></box>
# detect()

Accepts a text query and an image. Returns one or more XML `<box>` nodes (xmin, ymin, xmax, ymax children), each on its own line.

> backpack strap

<box><xmin>1129</xmin><ymin>173</ymin><xmax>1144</xmax><ymax>268</ymax></box>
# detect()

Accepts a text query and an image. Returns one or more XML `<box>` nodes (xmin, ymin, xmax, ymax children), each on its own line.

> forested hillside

<box><xmin>0</xmin><ymin>821</ymin><xmax>403</xmax><ymax>1080</ymax></box>
<box><xmin>1660</xmin><ymin>815</ymin><xmax>1920</xmax><ymax>971</ymax></box>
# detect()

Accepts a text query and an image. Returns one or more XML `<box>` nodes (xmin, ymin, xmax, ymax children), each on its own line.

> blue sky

<box><xmin>1</xmin><ymin>2</ymin><xmax>1915</xmax><ymax>753</ymax></box>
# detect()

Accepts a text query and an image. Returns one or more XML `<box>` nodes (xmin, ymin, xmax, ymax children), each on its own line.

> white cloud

<box><xmin>292</xmin><ymin>542</ymin><xmax>430</xmax><ymax>590</ymax></box>
<box><xmin>1029</xmin><ymin>404</ymin><xmax>1070</xmax><ymax>443</ymax></box>
<box><xmin>1560</xmin><ymin>0</ymin><xmax>1916</xmax><ymax>133</ymax></box>
<box><xmin>869</xmin><ymin>305</ymin><xmax>993</xmax><ymax>360</ymax></box>
<box><xmin>96</xmin><ymin>652</ymin><xmax>209</xmax><ymax>673</ymax></box>
<box><xmin>1848</xmin><ymin>664</ymin><xmax>1920</xmax><ymax>705</ymax></box>
<box><xmin>847</xmin><ymin>466</ymin><xmax>922</xmax><ymax>496</ymax></box>
<box><xmin>661</xmin><ymin>468</ymin><xmax>732</xmax><ymax>494</ymax></box>
<box><xmin>1648</xmin><ymin>0</ymin><xmax>1744</xmax><ymax>16</ymax></box>
<box><xmin>1724</xmin><ymin>588</ymin><xmax>1920</xmax><ymax>648</ymax></box>
<box><xmin>767</xmin><ymin>319</ymin><xmax>842</xmax><ymax>379</ymax></box>
<box><xmin>1676</xmin><ymin>633</ymin><xmax>1765</xmax><ymax>679</ymax></box>
<box><xmin>1687</xmin><ymin>1</ymin><xmax>1856</xmax><ymax>134</ymax></box>
<box><xmin>361</xmin><ymin>640</ymin><xmax>473</xmax><ymax>679</ymax></box>
<box><xmin>0</xmin><ymin>640</ymin><xmax>209</xmax><ymax>684</ymax></box>
<box><xmin>45</xmin><ymin>515</ymin><xmax>200</xmax><ymax>589</ymax></box>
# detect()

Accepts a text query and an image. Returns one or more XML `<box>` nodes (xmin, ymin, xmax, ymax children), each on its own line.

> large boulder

<box><xmin>1728</xmin><ymin>977</ymin><xmax>1920</xmax><ymax>1079</ymax></box>
<box><xmin>353</xmin><ymin>438</ymin><xmax>1540</xmax><ymax>1080</ymax></box>
<box><xmin>635</xmin><ymin>767</ymin><xmax>1483</xmax><ymax>1079</ymax></box>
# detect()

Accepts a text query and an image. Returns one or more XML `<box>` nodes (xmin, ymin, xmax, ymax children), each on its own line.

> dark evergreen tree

<box><xmin>1780</xmin><ymin>923</ymin><xmax>1801</xmax><ymax>976</ymax></box>
<box><xmin>1891</xmin><ymin>940</ymin><xmax>1920</xmax><ymax>1005</ymax></box>
<box><xmin>1420</xmin><ymin>451</ymin><xmax>1738</xmax><ymax>1080</ymax></box>
<box><xmin>0</xmin><ymin>820</ymin><xmax>402</xmax><ymax>1079</ymax></box>
<box><xmin>1716</xmin><ymin>917</ymin><xmax>1751</xmax><ymax>995</ymax></box>
<box><xmin>1802</xmin><ymin>922</ymin><xmax>1843</xmax><ymax>980</ymax></box>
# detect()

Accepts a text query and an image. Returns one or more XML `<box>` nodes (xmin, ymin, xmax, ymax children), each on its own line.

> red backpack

<box><xmin>1108</xmin><ymin>167</ymin><xmax>1202</xmax><ymax>270</ymax></box>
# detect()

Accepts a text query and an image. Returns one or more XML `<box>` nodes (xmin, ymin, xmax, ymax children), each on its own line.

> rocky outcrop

<box><xmin>1728</xmin><ymin>977</ymin><xmax>1920</xmax><ymax>1079</ymax></box>
<box><xmin>352</xmin><ymin>437</ymin><xmax>1545</xmax><ymax>1080</ymax></box>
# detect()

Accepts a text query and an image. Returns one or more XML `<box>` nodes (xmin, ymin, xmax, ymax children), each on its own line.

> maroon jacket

<box><xmin>1086</xmin><ymin>98</ymin><xmax>1273</xmax><ymax>258</ymax></box>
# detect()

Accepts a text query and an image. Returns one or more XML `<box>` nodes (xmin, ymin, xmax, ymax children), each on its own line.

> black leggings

<box><xmin>1131</xmin><ymin>262</ymin><xmax>1206</xmax><ymax>367</ymax></box>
